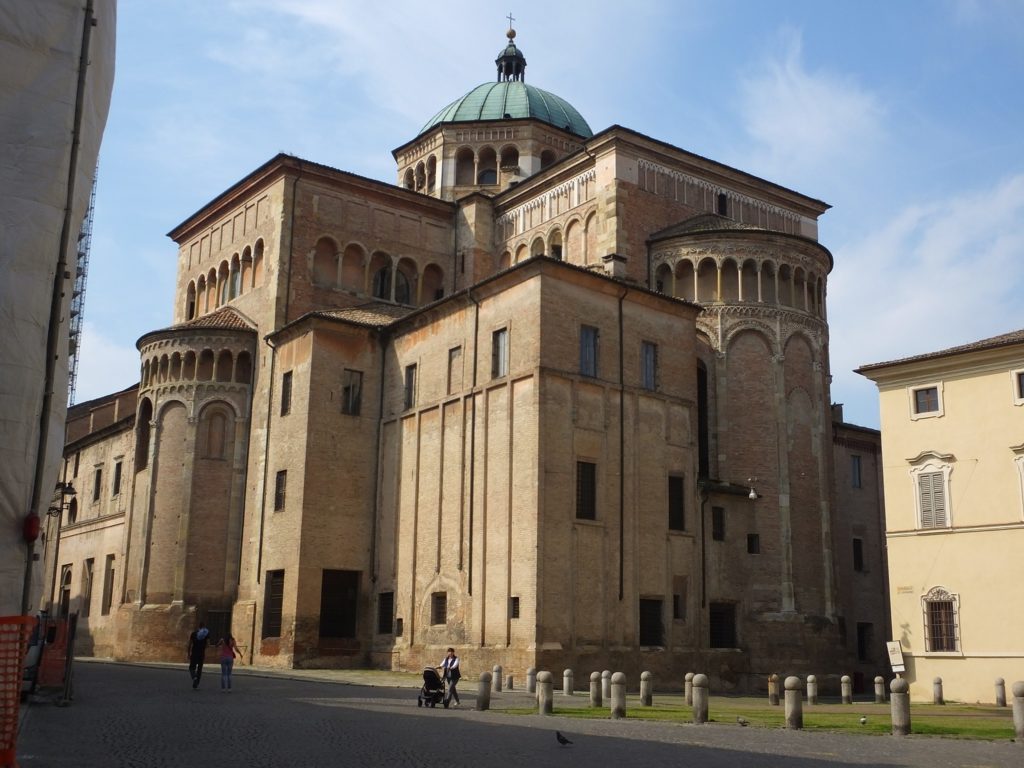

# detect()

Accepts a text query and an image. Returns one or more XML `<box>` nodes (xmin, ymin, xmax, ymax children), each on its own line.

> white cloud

<box><xmin>73</xmin><ymin>322</ymin><xmax>140</xmax><ymax>404</ymax></box>
<box><xmin>735</xmin><ymin>28</ymin><xmax>884</xmax><ymax>186</ymax></box>
<box><xmin>828</xmin><ymin>174</ymin><xmax>1024</xmax><ymax>426</ymax></box>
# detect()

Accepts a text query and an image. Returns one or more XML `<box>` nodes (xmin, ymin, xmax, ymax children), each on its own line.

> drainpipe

<box><xmin>617</xmin><ymin>288</ymin><xmax>627</xmax><ymax>601</ymax></box>
<box><xmin>370</xmin><ymin>327</ymin><xmax>390</xmax><ymax>584</ymax></box>
<box><xmin>466</xmin><ymin>289</ymin><xmax>480</xmax><ymax>593</ymax></box>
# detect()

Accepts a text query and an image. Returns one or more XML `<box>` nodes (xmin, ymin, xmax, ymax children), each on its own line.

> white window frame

<box><xmin>1012</xmin><ymin>443</ymin><xmax>1024</xmax><ymax>522</ymax></box>
<box><xmin>921</xmin><ymin>586</ymin><xmax>961</xmax><ymax>655</ymax></box>
<box><xmin>908</xmin><ymin>381</ymin><xmax>943</xmax><ymax>420</ymax></box>
<box><xmin>908</xmin><ymin>452</ymin><xmax>954</xmax><ymax>529</ymax></box>
<box><xmin>1011</xmin><ymin>369</ymin><xmax>1024</xmax><ymax>406</ymax></box>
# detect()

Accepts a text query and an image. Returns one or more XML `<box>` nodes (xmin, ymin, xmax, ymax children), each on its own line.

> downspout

<box><xmin>23</xmin><ymin>0</ymin><xmax>96</xmax><ymax>614</ymax></box>
<box><xmin>370</xmin><ymin>327</ymin><xmax>390</xmax><ymax>584</ymax></box>
<box><xmin>466</xmin><ymin>290</ymin><xmax>480</xmax><ymax>593</ymax></box>
<box><xmin>617</xmin><ymin>288</ymin><xmax>627</xmax><ymax>601</ymax></box>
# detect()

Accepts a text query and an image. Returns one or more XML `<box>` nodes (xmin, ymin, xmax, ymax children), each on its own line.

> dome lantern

<box><xmin>496</xmin><ymin>25</ymin><xmax>526</xmax><ymax>82</ymax></box>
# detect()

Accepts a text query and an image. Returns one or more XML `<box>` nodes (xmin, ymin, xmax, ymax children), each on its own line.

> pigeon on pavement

<box><xmin>556</xmin><ymin>731</ymin><xmax>573</xmax><ymax>745</ymax></box>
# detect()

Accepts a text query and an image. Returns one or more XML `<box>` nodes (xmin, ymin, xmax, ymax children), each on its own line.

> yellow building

<box><xmin>858</xmin><ymin>330</ymin><xmax>1024</xmax><ymax>702</ymax></box>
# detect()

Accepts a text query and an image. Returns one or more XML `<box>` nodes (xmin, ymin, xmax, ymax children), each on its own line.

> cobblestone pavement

<box><xmin>15</xmin><ymin>661</ymin><xmax>1021</xmax><ymax>767</ymax></box>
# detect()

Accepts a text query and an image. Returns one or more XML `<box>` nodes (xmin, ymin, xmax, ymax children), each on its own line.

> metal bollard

<box><xmin>492</xmin><ymin>665</ymin><xmax>503</xmax><ymax>693</ymax></box>
<box><xmin>692</xmin><ymin>673</ymin><xmax>709</xmax><ymax>724</ymax></box>
<box><xmin>610</xmin><ymin>672</ymin><xmax>627</xmax><ymax>719</ymax></box>
<box><xmin>1012</xmin><ymin>681</ymin><xmax>1024</xmax><ymax>742</ymax></box>
<box><xmin>785</xmin><ymin>676</ymin><xmax>803</xmax><ymax>729</ymax></box>
<box><xmin>640</xmin><ymin>671</ymin><xmax>653</xmax><ymax>707</ymax></box>
<box><xmin>995</xmin><ymin>677</ymin><xmax>1006</xmax><ymax>708</ymax></box>
<box><xmin>684</xmin><ymin>672</ymin><xmax>694</xmax><ymax>706</ymax></box>
<box><xmin>933</xmin><ymin>676</ymin><xmax>943</xmax><ymax>705</ymax></box>
<box><xmin>602</xmin><ymin>670</ymin><xmax>612</xmax><ymax>701</ymax></box>
<box><xmin>527</xmin><ymin>667</ymin><xmax>537</xmax><ymax>694</ymax></box>
<box><xmin>537</xmin><ymin>671</ymin><xmax>553</xmax><ymax>715</ymax></box>
<box><xmin>841</xmin><ymin>675</ymin><xmax>853</xmax><ymax>704</ymax></box>
<box><xmin>506</xmin><ymin>675</ymin><xmax>513</xmax><ymax>691</ymax></box>
<box><xmin>768</xmin><ymin>673</ymin><xmax>779</xmax><ymax>706</ymax></box>
<box><xmin>476</xmin><ymin>672</ymin><xmax>492</xmax><ymax>711</ymax></box>
<box><xmin>806</xmin><ymin>674</ymin><xmax>818</xmax><ymax>705</ymax></box>
<box><xmin>874</xmin><ymin>675</ymin><xmax>886</xmax><ymax>704</ymax></box>
<box><xmin>891</xmin><ymin>678</ymin><xmax>911</xmax><ymax>736</ymax></box>
<box><xmin>589</xmin><ymin>671</ymin><xmax>602</xmax><ymax>707</ymax></box>
<box><xmin>563</xmin><ymin>669</ymin><xmax>574</xmax><ymax>696</ymax></box>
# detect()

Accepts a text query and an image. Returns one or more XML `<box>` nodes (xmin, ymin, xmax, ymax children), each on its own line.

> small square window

<box><xmin>712</xmin><ymin>506</ymin><xmax>725</xmax><ymax>541</ymax></box>
<box><xmin>910</xmin><ymin>383</ymin><xmax>943</xmax><ymax>418</ymax></box>
<box><xmin>746</xmin><ymin>533</ymin><xmax>760</xmax><ymax>554</ymax></box>
<box><xmin>430</xmin><ymin>592</ymin><xmax>447</xmax><ymax>625</ymax></box>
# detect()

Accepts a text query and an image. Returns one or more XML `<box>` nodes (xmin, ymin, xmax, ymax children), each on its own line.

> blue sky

<box><xmin>77</xmin><ymin>0</ymin><xmax>1024</xmax><ymax>427</ymax></box>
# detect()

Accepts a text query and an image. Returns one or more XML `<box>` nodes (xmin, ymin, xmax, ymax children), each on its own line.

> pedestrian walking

<box><xmin>439</xmin><ymin>647</ymin><xmax>461</xmax><ymax>708</ymax></box>
<box><xmin>186</xmin><ymin>622</ymin><xmax>210</xmax><ymax>689</ymax></box>
<box><xmin>217</xmin><ymin>633</ymin><xmax>240</xmax><ymax>691</ymax></box>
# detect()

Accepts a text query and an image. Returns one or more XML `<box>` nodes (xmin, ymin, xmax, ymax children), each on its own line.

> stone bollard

<box><xmin>806</xmin><ymin>675</ymin><xmax>818</xmax><ymax>705</ymax></box>
<box><xmin>1012</xmin><ymin>681</ymin><xmax>1024</xmax><ymax>742</ymax></box>
<box><xmin>785</xmin><ymin>676</ymin><xmax>803</xmax><ymax>730</ymax></box>
<box><xmin>933</xmin><ymin>676</ymin><xmax>943</xmax><ymax>705</ymax></box>
<box><xmin>589</xmin><ymin>671</ymin><xmax>602</xmax><ymax>707</ymax></box>
<box><xmin>477</xmin><ymin>672</ymin><xmax>492</xmax><ymax>711</ymax></box>
<box><xmin>610</xmin><ymin>672</ymin><xmax>627</xmax><ymax>719</ymax></box>
<box><xmin>995</xmin><ymin>677</ymin><xmax>1006</xmax><ymax>708</ymax></box>
<box><xmin>874</xmin><ymin>676</ymin><xmax>886</xmax><ymax>704</ymax></box>
<box><xmin>537</xmin><ymin>671</ymin><xmax>553</xmax><ymax>715</ymax></box>
<box><xmin>768</xmin><ymin>673</ymin><xmax>779</xmax><ymax>706</ymax></box>
<box><xmin>527</xmin><ymin>667</ymin><xmax>537</xmax><ymax>694</ymax></box>
<box><xmin>640</xmin><ymin>671</ymin><xmax>653</xmax><ymax>707</ymax></box>
<box><xmin>684</xmin><ymin>672</ymin><xmax>694</xmax><ymax>706</ymax></box>
<box><xmin>492</xmin><ymin>665</ymin><xmax>503</xmax><ymax>693</ymax></box>
<box><xmin>506</xmin><ymin>675</ymin><xmax>513</xmax><ymax>691</ymax></box>
<box><xmin>602</xmin><ymin>670</ymin><xmax>612</xmax><ymax>702</ymax></box>
<box><xmin>563</xmin><ymin>669</ymin><xmax>574</xmax><ymax>696</ymax></box>
<box><xmin>692</xmin><ymin>673</ymin><xmax>709</xmax><ymax>724</ymax></box>
<box><xmin>890</xmin><ymin>678</ymin><xmax>911</xmax><ymax>736</ymax></box>
<box><xmin>841</xmin><ymin>675</ymin><xmax>853</xmax><ymax>704</ymax></box>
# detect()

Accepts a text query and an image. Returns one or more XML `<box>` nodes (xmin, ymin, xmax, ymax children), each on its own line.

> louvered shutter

<box><xmin>918</xmin><ymin>472</ymin><xmax>947</xmax><ymax>528</ymax></box>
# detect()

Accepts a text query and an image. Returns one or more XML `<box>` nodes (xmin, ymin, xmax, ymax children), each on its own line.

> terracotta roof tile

<box><xmin>313</xmin><ymin>302</ymin><xmax>414</xmax><ymax>327</ymax></box>
<box><xmin>173</xmin><ymin>306</ymin><xmax>256</xmax><ymax>331</ymax></box>
<box><xmin>859</xmin><ymin>328</ymin><xmax>1024</xmax><ymax>371</ymax></box>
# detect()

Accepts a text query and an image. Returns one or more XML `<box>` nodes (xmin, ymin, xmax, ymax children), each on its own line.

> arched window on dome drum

<box><xmin>218</xmin><ymin>261</ymin><xmax>230</xmax><ymax>305</ymax></box>
<box><xmin>477</xmin><ymin>147</ymin><xmax>497</xmax><ymax>185</ymax></box>
<box><xmin>253</xmin><ymin>240</ymin><xmax>265</xmax><ymax>288</ymax></box>
<box><xmin>185</xmin><ymin>282</ymin><xmax>196</xmax><ymax>320</ymax></box>
<box><xmin>761</xmin><ymin>261</ymin><xmax>777</xmax><ymax>303</ymax></box>
<box><xmin>404</xmin><ymin>168</ymin><xmax>414</xmax><ymax>190</ymax></box>
<box><xmin>341</xmin><ymin>244</ymin><xmax>364</xmax><ymax>292</ymax></box>
<box><xmin>394</xmin><ymin>262</ymin><xmax>413</xmax><ymax>305</ymax></box>
<box><xmin>421</xmin><ymin>264</ymin><xmax>445</xmax><ymax>303</ymax></box>
<box><xmin>500</xmin><ymin>145</ymin><xmax>519</xmax><ymax>171</ymax></box>
<box><xmin>196</xmin><ymin>276</ymin><xmax>206</xmax><ymax>317</ymax></box>
<box><xmin>197</xmin><ymin>350</ymin><xmax>214</xmax><ymax>381</ymax></box>
<box><xmin>654</xmin><ymin>263</ymin><xmax>672</xmax><ymax>295</ymax></box>
<box><xmin>183</xmin><ymin>351</ymin><xmax>196</xmax><ymax>380</ymax></box>
<box><xmin>372</xmin><ymin>266</ymin><xmax>392</xmax><ymax>301</ymax></box>
<box><xmin>741</xmin><ymin>260</ymin><xmax>759</xmax><ymax>302</ymax></box>
<box><xmin>696</xmin><ymin>258</ymin><xmax>717</xmax><ymax>302</ymax></box>
<box><xmin>229</xmin><ymin>254</ymin><xmax>241</xmax><ymax>299</ymax></box>
<box><xmin>548</xmin><ymin>229</ymin><xmax>563</xmax><ymax>260</ymax></box>
<box><xmin>158</xmin><ymin>355</ymin><xmax>169</xmax><ymax>383</ymax></box>
<box><xmin>215</xmin><ymin>351</ymin><xmax>233</xmax><ymax>382</ymax></box>
<box><xmin>415</xmin><ymin>162</ymin><xmax>426</xmax><ymax>190</ymax></box>
<box><xmin>565</xmin><ymin>220</ymin><xmax>582</xmax><ymax>263</ymax></box>
<box><xmin>135</xmin><ymin>398</ymin><xmax>153</xmax><ymax>471</ymax></box>
<box><xmin>720</xmin><ymin>259</ymin><xmax>739</xmax><ymax>302</ymax></box>
<box><xmin>235</xmin><ymin>351</ymin><xmax>252</xmax><ymax>384</ymax></box>
<box><xmin>455</xmin><ymin>148</ymin><xmax>474</xmax><ymax>185</ymax></box>
<box><xmin>531</xmin><ymin>236</ymin><xmax>545</xmax><ymax>258</ymax></box>
<box><xmin>207</xmin><ymin>268</ymin><xmax>218</xmax><ymax>310</ymax></box>
<box><xmin>313</xmin><ymin>237</ymin><xmax>338</xmax><ymax>287</ymax></box>
<box><xmin>426</xmin><ymin>156</ymin><xmax>437</xmax><ymax>193</ymax></box>
<box><xmin>540</xmin><ymin>149</ymin><xmax>556</xmax><ymax>169</ymax></box>
<box><xmin>170</xmin><ymin>353</ymin><xmax>182</xmax><ymax>381</ymax></box>
<box><xmin>778</xmin><ymin>264</ymin><xmax>794</xmax><ymax>307</ymax></box>
<box><xmin>241</xmin><ymin>246</ymin><xmax>253</xmax><ymax>290</ymax></box>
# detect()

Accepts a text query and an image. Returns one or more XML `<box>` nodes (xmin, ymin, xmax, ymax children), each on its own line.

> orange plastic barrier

<box><xmin>0</xmin><ymin>615</ymin><xmax>33</xmax><ymax>768</ymax></box>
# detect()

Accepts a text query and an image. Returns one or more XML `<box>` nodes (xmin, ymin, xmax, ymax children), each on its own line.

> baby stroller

<box><xmin>417</xmin><ymin>666</ymin><xmax>445</xmax><ymax>708</ymax></box>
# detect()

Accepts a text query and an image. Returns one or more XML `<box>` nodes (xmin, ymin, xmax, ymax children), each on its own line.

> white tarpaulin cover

<box><xmin>0</xmin><ymin>2</ymin><xmax>115</xmax><ymax>614</ymax></box>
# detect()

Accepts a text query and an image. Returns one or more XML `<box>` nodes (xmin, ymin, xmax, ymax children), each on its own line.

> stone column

<box><xmin>874</xmin><ymin>676</ymin><xmax>886</xmax><ymax>704</ymax></box>
<box><xmin>640</xmin><ymin>671</ymin><xmax>653</xmax><ymax>707</ymax></box>
<box><xmin>785</xmin><ymin>676</ymin><xmax>803</xmax><ymax>730</ymax></box>
<box><xmin>602</xmin><ymin>670</ymin><xmax>611</xmax><ymax>701</ymax></box>
<box><xmin>891</xmin><ymin>678</ymin><xmax>911</xmax><ymax>736</ymax></box>
<box><xmin>684</xmin><ymin>672</ymin><xmax>694</xmax><ymax>706</ymax></box>
<box><xmin>493</xmin><ymin>665</ymin><xmax>503</xmax><ymax>693</ymax></box>
<box><xmin>995</xmin><ymin>678</ymin><xmax>1006</xmax><ymax>708</ymax></box>
<box><xmin>806</xmin><ymin>675</ymin><xmax>818</xmax><ymax>705</ymax></box>
<box><xmin>537</xmin><ymin>671</ymin><xmax>553</xmax><ymax>715</ymax></box>
<box><xmin>932</xmin><ymin>677</ymin><xmax>943</xmax><ymax>705</ymax></box>
<box><xmin>563</xmin><ymin>669</ymin><xmax>574</xmax><ymax>696</ymax></box>
<box><xmin>841</xmin><ymin>675</ymin><xmax>852</xmax><ymax>704</ymax></box>
<box><xmin>610</xmin><ymin>672</ymin><xmax>627</xmax><ymax>720</ymax></box>
<box><xmin>692</xmin><ymin>673</ymin><xmax>709</xmax><ymax>724</ymax></box>
<box><xmin>1012</xmin><ymin>681</ymin><xmax>1024</xmax><ymax>743</ymax></box>
<box><xmin>589</xmin><ymin>671</ymin><xmax>601</xmax><ymax>707</ymax></box>
<box><xmin>526</xmin><ymin>667</ymin><xmax>537</xmax><ymax>694</ymax></box>
<box><xmin>768</xmin><ymin>674</ymin><xmax>779</xmax><ymax>706</ymax></box>
<box><xmin>476</xmin><ymin>672</ymin><xmax>492</xmax><ymax>711</ymax></box>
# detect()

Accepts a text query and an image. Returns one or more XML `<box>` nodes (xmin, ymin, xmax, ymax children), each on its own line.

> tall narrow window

<box><xmin>746</xmin><ymin>533</ymin><xmax>760</xmax><ymax>554</ymax></box>
<box><xmin>641</xmin><ymin>341</ymin><xmax>658</xmax><ymax>391</ymax></box>
<box><xmin>112</xmin><ymin>460</ymin><xmax>122</xmax><ymax>497</ymax></box>
<box><xmin>491</xmin><ymin>328</ymin><xmax>509</xmax><ymax>378</ymax></box>
<box><xmin>319</xmin><ymin>570</ymin><xmax>359</xmax><ymax>639</ymax></box>
<box><xmin>281</xmin><ymin>371</ymin><xmax>293</xmax><ymax>416</ymax></box>
<box><xmin>922</xmin><ymin>587</ymin><xmax>958</xmax><ymax>652</ymax></box>
<box><xmin>341</xmin><ymin>369</ymin><xmax>363</xmax><ymax>415</ymax></box>
<box><xmin>1016</xmin><ymin>371</ymin><xmax>1024</xmax><ymax>400</ymax></box>
<box><xmin>638</xmin><ymin>598</ymin><xmax>664</xmax><ymax>646</ymax></box>
<box><xmin>509</xmin><ymin>596</ymin><xmax>520</xmax><ymax>619</ymax></box>
<box><xmin>274</xmin><ymin>470</ymin><xmax>287</xmax><ymax>511</ymax></box>
<box><xmin>712</xmin><ymin>506</ymin><xmax>725</xmax><ymax>541</ymax></box>
<box><xmin>667</xmin><ymin>475</ymin><xmax>685</xmax><ymax>531</ymax></box>
<box><xmin>917</xmin><ymin>471</ymin><xmax>948</xmax><ymax>528</ymax></box>
<box><xmin>709</xmin><ymin>602</ymin><xmax>737</xmax><ymax>648</ymax></box>
<box><xmin>404</xmin><ymin>364</ymin><xmax>417</xmax><ymax>409</ymax></box>
<box><xmin>101</xmin><ymin>554</ymin><xmax>115</xmax><ymax>615</ymax></box>
<box><xmin>377</xmin><ymin>592</ymin><xmax>394</xmax><ymax>634</ymax></box>
<box><xmin>856</xmin><ymin>622</ymin><xmax>874</xmax><ymax>661</ymax></box>
<box><xmin>431</xmin><ymin>592</ymin><xmax>447</xmax><ymax>625</ymax></box>
<box><xmin>852</xmin><ymin>538</ymin><xmax>865</xmax><ymax>571</ymax></box>
<box><xmin>59</xmin><ymin>565</ymin><xmax>72</xmax><ymax>617</ymax></box>
<box><xmin>447</xmin><ymin>347</ymin><xmax>463</xmax><ymax>394</ymax></box>
<box><xmin>851</xmin><ymin>455</ymin><xmax>862</xmax><ymax>488</ymax></box>
<box><xmin>672</xmin><ymin>576</ymin><xmax>687</xmax><ymax>621</ymax></box>
<box><xmin>716</xmin><ymin>192</ymin><xmax>728</xmax><ymax>216</ymax></box>
<box><xmin>576</xmin><ymin>461</ymin><xmax>597</xmax><ymax>520</ymax></box>
<box><xmin>580</xmin><ymin>325</ymin><xmax>598</xmax><ymax>377</ymax></box>
<box><xmin>92</xmin><ymin>467</ymin><xmax>102</xmax><ymax>502</ymax></box>
<box><xmin>80</xmin><ymin>558</ymin><xmax>94</xmax><ymax>618</ymax></box>
<box><xmin>262</xmin><ymin>570</ymin><xmax>285</xmax><ymax>638</ymax></box>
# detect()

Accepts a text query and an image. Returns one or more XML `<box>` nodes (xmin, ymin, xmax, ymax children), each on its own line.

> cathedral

<box><xmin>49</xmin><ymin>28</ymin><xmax>887</xmax><ymax>692</ymax></box>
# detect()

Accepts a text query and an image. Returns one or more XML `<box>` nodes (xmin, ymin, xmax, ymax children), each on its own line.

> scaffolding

<box><xmin>67</xmin><ymin>171</ymin><xmax>95</xmax><ymax>405</ymax></box>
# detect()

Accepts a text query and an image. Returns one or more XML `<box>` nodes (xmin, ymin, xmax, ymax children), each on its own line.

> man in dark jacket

<box><xmin>187</xmin><ymin>622</ymin><xmax>210</xmax><ymax>689</ymax></box>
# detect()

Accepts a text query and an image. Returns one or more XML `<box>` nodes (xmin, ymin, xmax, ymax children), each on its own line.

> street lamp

<box><xmin>747</xmin><ymin>477</ymin><xmax>759</xmax><ymax>500</ymax></box>
<box><xmin>44</xmin><ymin>481</ymin><xmax>76</xmax><ymax>615</ymax></box>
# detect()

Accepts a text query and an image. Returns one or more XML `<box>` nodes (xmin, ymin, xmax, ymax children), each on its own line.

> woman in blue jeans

<box><xmin>217</xmin><ymin>634</ymin><xmax>240</xmax><ymax>691</ymax></box>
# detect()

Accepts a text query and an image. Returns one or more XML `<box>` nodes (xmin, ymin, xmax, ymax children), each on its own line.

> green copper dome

<box><xmin>419</xmin><ymin>81</ymin><xmax>593</xmax><ymax>139</ymax></box>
